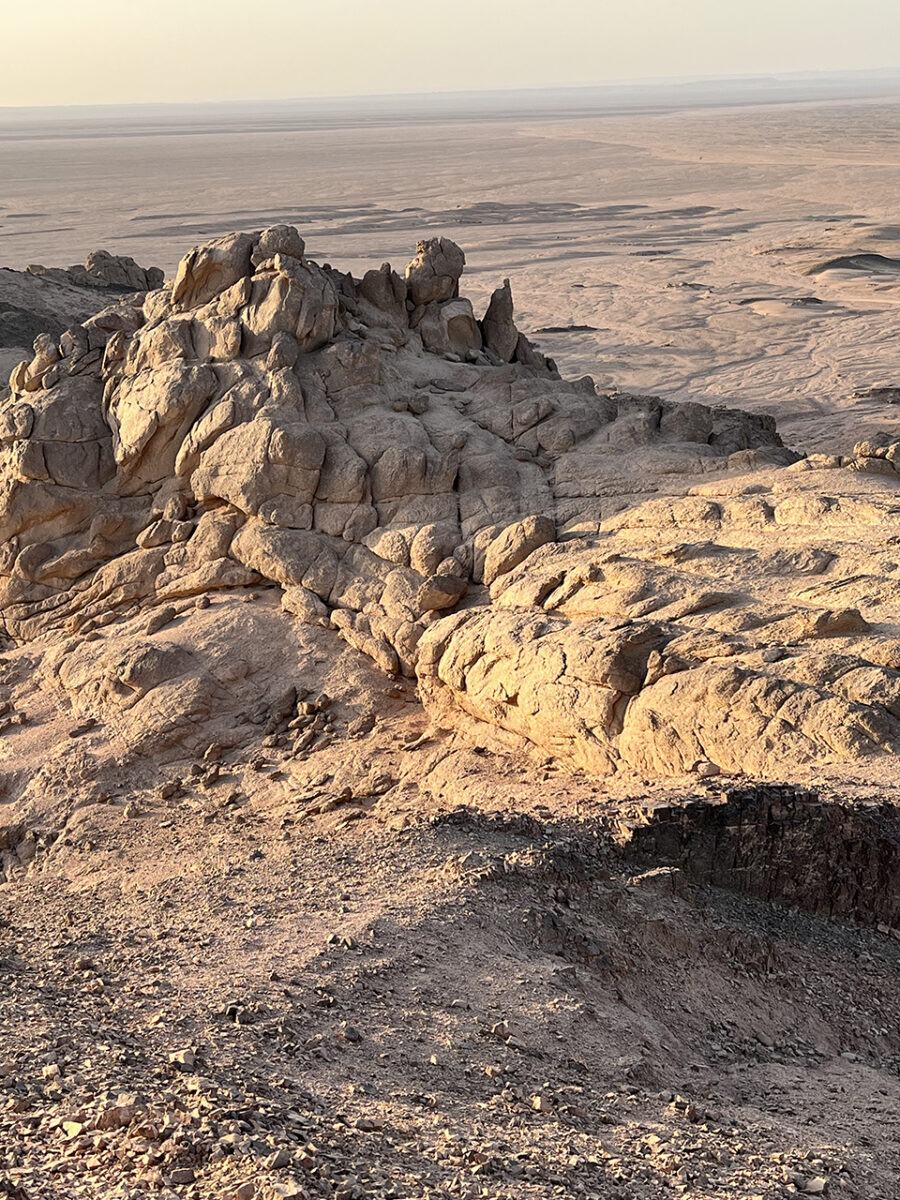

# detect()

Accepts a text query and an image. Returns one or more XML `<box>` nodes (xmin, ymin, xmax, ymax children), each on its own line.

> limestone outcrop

<box><xmin>9</xmin><ymin>225</ymin><xmax>891</xmax><ymax>779</ymax></box>
<box><xmin>419</xmin><ymin>454</ymin><xmax>900</xmax><ymax>775</ymax></box>
<box><xmin>24</xmin><ymin>251</ymin><xmax>164</xmax><ymax>295</ymax></box>
<box><xmin>0</xmin><ymin>250</ymin><xmax>165</xmax><ymax>387</ymax></box>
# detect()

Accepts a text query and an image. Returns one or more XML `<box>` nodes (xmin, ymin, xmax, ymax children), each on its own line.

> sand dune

<box><xmin>806</xmin><ymin>251</ymin><xmax>900</xmax><ymax>274</ymax></box>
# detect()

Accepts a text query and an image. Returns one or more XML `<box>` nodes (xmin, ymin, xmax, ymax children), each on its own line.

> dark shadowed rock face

<box><xmin>0</xmin><ymin>301</ymin><xmax>68</xmax><ymax>351</ymax></box>
<box><xmin>617</xmin><ymin>783</ymin><xmax>900</xmax><ymax>928</ymax></box>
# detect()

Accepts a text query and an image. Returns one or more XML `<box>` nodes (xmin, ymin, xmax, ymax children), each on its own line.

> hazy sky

<box><xmin>4</xmin><ymin>0</ymin><xmax>900</xmax><ymax>107</ymax></box>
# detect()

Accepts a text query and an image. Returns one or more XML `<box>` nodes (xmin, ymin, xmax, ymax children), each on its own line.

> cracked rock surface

<box><xmin>2</xmin><ymin>226</ymin><xmax>841</xmax><ymax>777</ymax></box>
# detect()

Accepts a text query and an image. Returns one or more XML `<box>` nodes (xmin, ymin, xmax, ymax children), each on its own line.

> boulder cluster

<box><xmin>5</xmin><ymin>226</ymin><xmax>894</xmax><ymax>777</ymax></box>
<box><xmin>23</xmin><ymin>250</ymin><xmax>164</xmax><ymax>295</ymax></box>
<box><xmin>0</xmin><ymin>251</ymin><xmax>165</xmax><ymax>362</ymax></box>
<box><xmin>852</xmin><ymin>433</ymin><xmax>900</xmax><ymax>479</ymax></box>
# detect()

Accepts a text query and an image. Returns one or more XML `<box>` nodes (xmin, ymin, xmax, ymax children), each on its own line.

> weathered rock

<box><xmin>483</xmin><ymin>515</ymin><xmax>556</xmax><ymax>585</ymax></box>
<box><xmin>83</xmin><ymin>249</ymin><xmax>164</xmax><ymax>291</ymax></box>
<box><xmin>405</xmin><ymin>237</ymin><xmax>466</xmax><ymax>306</ymax></box>
<box><xmin>417</xmin><ymin>476</ymin><xmax>900</xmax><ymax>776</ymax></box>
<box><xmin>8</xmin><ymin>225</ymin><xmax>870</xmax><ymax>781</ymax></box>
<box><xmin>251</xmin><ymin>223</ymin><xmax>305</xmax><ymax>267</ymax></box>
<box><xmin>416</xmin><ymin>299</ymin><xmax>482</xmax><ymax>358</ymax></box>
<box><xmin>416</xmin><ymin>574</ymin><xmax>467</xmax><ymax>612</ymax></box>
<box><xmin>481</xmin><ymin>279</ymin><xmax>519</xmax><ymax>362</ymax></box>
<box><xmin>23</xmin><ymin>250</ymin><xmax>163</xmax><ymax>294</ymax></box>
<box><xmin>358</xmin><ymin>262</ymin><xmax>408</xmax><ymax>325</ymax></box>
<box><xmin>171</xmin><ymin>231</ymin><xmax>255</xmax><ymax>310</ymax></box>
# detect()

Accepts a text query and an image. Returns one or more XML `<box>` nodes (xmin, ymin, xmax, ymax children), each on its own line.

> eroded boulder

<box><xmin>481</xmin><ymin>279</ymin><xmax>519</xmax><ymax>363</ymax></box>
<box><xmin>405</xmin><ymin>238</ymin><xmax>466</xmax><ymax>306</ymax></box>
<box><xmin>171</xmin><ymin>232</ymin><xmax>256</xmax><ymax>310</ymax></box>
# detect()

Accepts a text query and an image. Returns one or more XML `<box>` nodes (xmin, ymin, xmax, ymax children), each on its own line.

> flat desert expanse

<box><xmin>3</xmin><ymin>90</ymin><xmax>900</xmax><ymax>451</ymax></box>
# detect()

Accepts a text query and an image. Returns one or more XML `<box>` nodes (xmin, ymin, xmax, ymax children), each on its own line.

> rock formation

<box><xmin>417</xmin><ymin>490</ymin><xmax>900</xmax><ymax>776</ymax></box>
<box><xmin>24</xmin><ymin>250</ymin><xmax>165</xmax><ymax>295</ymax></box>
<box><xmin>0</xmin><ymin>249</ymin><xmax>164</xmax><ymax>384</ymax></box>
<box><xmin>6</xmin><ymin>225</ymin><xmax>899</xmax><ymax>778</ymax></box>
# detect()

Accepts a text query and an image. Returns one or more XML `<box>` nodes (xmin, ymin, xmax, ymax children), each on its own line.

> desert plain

<box><xmin>6</xmin><ymin>87</ymin><xmax>900</xmax><ymax>449</ymax></box>
<box><xmin>0</xmin><ymin>84</ymin><xmax>899</xmax><ymax>1200</ymax></box>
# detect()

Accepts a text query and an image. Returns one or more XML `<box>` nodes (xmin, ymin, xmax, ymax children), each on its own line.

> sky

<box><xmin>4</xmin><ymin>0</ymin><xmax>900</xmax><ymax>107</ymax></box>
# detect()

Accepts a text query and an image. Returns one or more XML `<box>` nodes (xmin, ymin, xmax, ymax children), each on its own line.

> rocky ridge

<box><xmin>0</xmin><ymin>251</ymin><xmax>162</xmax><ymax>361</ymax></box>
<box><xmin>11</xmin><ymin>226</ymin><xmax>893</xmax><ymax>781</ymax></box>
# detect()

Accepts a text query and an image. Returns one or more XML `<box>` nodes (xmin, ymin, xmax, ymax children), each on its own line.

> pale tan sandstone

<box><xmin>419</xmin><ymin>472</ymin><xmax>900</xmax><ymax>775</ymax></box>
<box><xmin>9</xmin><ymin>226</ymin><xmax>886</xmax><ymax>780</ymax></box>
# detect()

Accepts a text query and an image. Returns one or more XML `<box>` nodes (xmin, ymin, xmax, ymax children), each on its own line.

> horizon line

<box><xmin>3</xmin><ymin>66</ymin><xmax>900</xmax><ymax>114</ymax></box>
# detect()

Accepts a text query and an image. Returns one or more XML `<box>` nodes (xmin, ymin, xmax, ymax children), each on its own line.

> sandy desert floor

<box><xmin>4</xmin><ymin>94</ymin><xmax>900</xmax><ymax>452</ymax></box>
